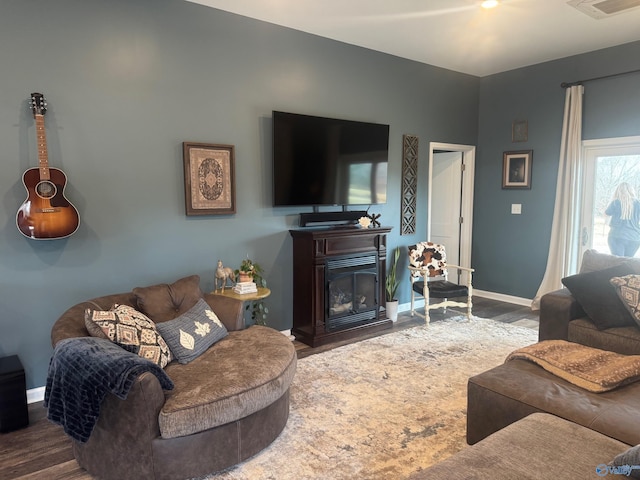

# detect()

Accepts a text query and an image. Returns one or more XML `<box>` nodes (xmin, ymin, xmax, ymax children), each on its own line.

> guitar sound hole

<box><xmin>36</xmin><ymin>181</ymin><xmax>57</xmax><ymax>199</ymax></box>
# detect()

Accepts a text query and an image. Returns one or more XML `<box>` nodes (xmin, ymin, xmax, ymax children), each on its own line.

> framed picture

<box><xmin>502</xmin><ymin>150</ymin><xmax>532</xmax><ymax>189</ymax></box>
<box><xmin>512</xmin><ymin>120</ymin><xmax>528</xmax><ymax>142</ymax></box>
<box><xmin>183</xmin><ymin>142</ymin><xmax>236</xmax><ymax>215</ymax></box>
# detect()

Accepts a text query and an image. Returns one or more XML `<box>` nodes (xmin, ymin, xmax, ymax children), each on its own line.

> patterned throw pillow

<box><xmin>155</xmin><ymin>298</ymin><xmax>228</xmax><ymax>364</ymax></box>
<box><xmin>610</xmin><ymin>274</ymin><xmax>640</xmax><ymax>328</ymax></box>
<box><xmin>85</xmin><ymin>304</ymin><xmax>173</xmax><ymax>368</ymax></box>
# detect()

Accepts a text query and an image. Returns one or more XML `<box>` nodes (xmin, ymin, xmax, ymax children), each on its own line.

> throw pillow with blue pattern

<box><xmin>155</xmin><ymin>298</ymin><xmax>228</xmax><ymax>364</ymax></box>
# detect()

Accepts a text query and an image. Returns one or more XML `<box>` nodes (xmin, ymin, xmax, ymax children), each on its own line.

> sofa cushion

<box><xmin>159</xmin><ymin>325</ymin><xmax>297</xmax><ymax>439</ymax></box>
<box><xmin>133</xmin><ymin>275</ymin><xmax>203</xmax><ymax>323</ymax></box>
<box><xmin>568</xmin><ymin>318</ymin><xmax>640</xmax><ymax>356</ymax></box>
<box><xmin>561</xmin><ymin>263</ymin><xmax>640</xmax><ymax>329</ymax></box>
<box><xmin>84</xmin><ymin>314</ymin><xmax>110</xmax><ymax>340</ymax></box>
<box><xmin>413</xmin><ymin>413</ymin><xmax>630</xmax><ymax>480</ymax></box>
<box><xmin>611</xmin><ymin>274</ymin><xmax>640</xmax><ymax>328</ymax></box>
<box><xmin>580</xmin><ymin>249</ymin><xmax>627</xmax><ymax>273</ymax></box>
<box><xmin>155</xmin><ymin>298</ymin><xmax>228</xmax><ymax>364</ymax></box>
<box><xmin>85</xmin><ymin>304</ymin><xmax>172</xmax><ymax>368</ymax></box>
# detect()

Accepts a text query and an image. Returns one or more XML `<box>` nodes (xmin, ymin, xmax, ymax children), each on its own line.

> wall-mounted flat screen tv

<box><xmin>272</xmin><ymin>111</ymin><xmax>389</xmax><ymax>207</ymax></box>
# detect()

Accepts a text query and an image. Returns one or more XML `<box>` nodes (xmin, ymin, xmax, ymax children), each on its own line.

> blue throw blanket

<box><xmin>44</xmin><ymin>337</ymin><xmax>174</xmax><ymax>443</ymax></box>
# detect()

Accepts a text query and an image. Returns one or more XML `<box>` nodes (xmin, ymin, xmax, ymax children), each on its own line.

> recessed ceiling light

<box><xmin>481</xmin><ymin>0</ymin><xmax>499</xmax><ymax>8</ymax></box>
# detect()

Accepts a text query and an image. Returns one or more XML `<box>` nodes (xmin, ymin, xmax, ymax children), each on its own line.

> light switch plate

<box><xmin>511</xmin><ymin>204</ymin><xmax>522</xmax><ymax>214</ymax></box>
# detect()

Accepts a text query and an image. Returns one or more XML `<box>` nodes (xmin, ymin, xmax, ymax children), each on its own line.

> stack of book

<box><xmin>233</xmin><ymin>281</ymin><xmax>257</xmax><ymax>295</ymax></box>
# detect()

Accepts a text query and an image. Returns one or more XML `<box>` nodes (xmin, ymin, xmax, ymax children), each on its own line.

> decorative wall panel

<box><xmin>401</xmin><ymin>135</ymin><xmax>419</xmax><ymax>235</ymax></box>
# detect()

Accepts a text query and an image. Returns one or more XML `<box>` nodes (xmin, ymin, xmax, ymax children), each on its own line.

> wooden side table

<box><xmin>211</xmin><ymin>286</ymin><xmax>271</xmax><ymax>302</ymax></box>
<box><xmin>211</xmin><ymin>287</ymin><xmax>271</xmax><ymax>326</ymax></box>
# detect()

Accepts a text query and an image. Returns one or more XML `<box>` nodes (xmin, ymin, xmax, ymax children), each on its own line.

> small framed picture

<box><xmin>183</xmin><ymin>142</ymin><xmax>236</xmax><ymax>215</ymax></box>
<box><xmin>512</xmin><ymin>120</ymin><xmax>528</xmax><ymax>142</ymax></box>
<box><xmin>502</xmin><ymin>150</ymin><xmax>532</xmax><ymax>189</ymax></box>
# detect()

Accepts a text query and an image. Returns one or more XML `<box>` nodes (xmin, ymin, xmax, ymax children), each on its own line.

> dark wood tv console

<box><xmin>289</xmin><ymin>226</ymin><xmax>392</xmax><ymax>347</ymax></box>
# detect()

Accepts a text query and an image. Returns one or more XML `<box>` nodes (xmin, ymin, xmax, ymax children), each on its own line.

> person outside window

<box><xmin>605</xmin><ymin>182</ymin><xmax>640</xmax><ymax>257</ymax></box>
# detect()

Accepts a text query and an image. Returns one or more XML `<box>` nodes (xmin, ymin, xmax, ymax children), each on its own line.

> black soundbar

<box><xmin>299</xmin><ymin>210</ymin><xmax>368</xmax><ymax>227</ymax></box>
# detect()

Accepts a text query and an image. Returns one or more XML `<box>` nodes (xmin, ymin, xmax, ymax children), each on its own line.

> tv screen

<box><xmin>272</xmin><ymin>111</ymin><xmax>389</xmax><ymax>207</ymax></box>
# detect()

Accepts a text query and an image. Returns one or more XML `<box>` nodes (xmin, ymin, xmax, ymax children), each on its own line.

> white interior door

<box><xmin>431</xmin><ymin>151</ymin><xmax>462</xmax><ymax>266</ymax></box>
<box><xmin>428</xmin><ymin>143</ymin><xmax>475</xmax><ymax>284</ymax></box>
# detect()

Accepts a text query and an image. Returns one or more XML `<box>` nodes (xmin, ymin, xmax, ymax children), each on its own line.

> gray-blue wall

<box><xmin>474</xmin><ymin>42</ymin><xmax>640</xmax><ymax>298</ymax></box>
<box><xmin>3</xmin><ymin>0</ymin><xmax>639</xmax><ymax>390</ymax></box>
<box><xmin>0</xmin><ymin>0</ymin><xmax>479</xmax><ymax>388</ymax></box>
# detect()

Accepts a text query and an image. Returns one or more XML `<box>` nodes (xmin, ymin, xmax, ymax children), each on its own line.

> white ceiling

<box><xmin>185</xmin><ymin>0</ymin><xmax>640</xmax><ymax>77</ymax></box>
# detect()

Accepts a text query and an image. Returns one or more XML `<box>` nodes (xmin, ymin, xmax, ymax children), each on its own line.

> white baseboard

<box><xmin>27</xmin><ymin>386</ymin><xmax>45</xmax><ymax>404</ymax></box>
<box><xmin>397</xmin><ymin>290</ymin><xmax>532</xmax><ymax>314</ymax></box>
<box><xmin>280</xmin><ymin>328</ymin><xmax>295</xmax><ymax>341</ymax></box>
<box><xmin>399</xmin><ymin>300</ymin><xmax>422</xmax><ymax>312</ymax></box>
<box><xmin>473</xmin><ymin>289</ymin><xmax>532</xmax><ymax>307</ymax></box>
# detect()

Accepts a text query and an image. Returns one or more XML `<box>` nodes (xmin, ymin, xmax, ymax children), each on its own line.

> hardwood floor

<box><xmin>0</xmin><ymin>296</ymin><xmax>537</xmax><ymax>479</ymax></box>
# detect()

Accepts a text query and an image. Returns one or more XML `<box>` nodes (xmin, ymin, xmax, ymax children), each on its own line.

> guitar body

<box><xmin>17</xmin><ymin>167</ymin><xmax>80</xmax><ymax>239</ymax></box>
<box><xmin>16</xmin><ymin>92</ymin><xmax>80</xmax><ymax>240</ymax></box>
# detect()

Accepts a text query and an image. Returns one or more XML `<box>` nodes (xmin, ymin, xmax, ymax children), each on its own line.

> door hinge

<box><xmin>461</xmin><ymin>163</ymin><xmax>466</xmax><ymax>172</ymax></box>
<box><xmin>459</xmin><ymin>217</ymin><xmax>464</xmax><ymax>224</ymax></box>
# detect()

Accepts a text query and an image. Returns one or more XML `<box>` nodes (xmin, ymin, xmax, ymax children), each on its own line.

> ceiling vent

<box><xmin>567</xmin><ymin>0</ymin><xmax>640</xmax><ymax>18</ymax></box>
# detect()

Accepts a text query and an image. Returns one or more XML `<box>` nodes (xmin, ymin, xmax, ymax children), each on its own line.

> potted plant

<box><xmin>385</xmin><ymin>246</ymin><xmax>401</xmax><ymax>322</ymax></box>
<box><xmin>235</xmin><ymin>258</ymin><xmax>264</xmax><ymax>284</ymax></box>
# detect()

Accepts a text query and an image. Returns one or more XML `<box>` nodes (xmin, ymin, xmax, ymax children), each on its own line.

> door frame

<box><xmin>427</xmin><ymin>142</ymin><xmax>476</xmax><ymax>270</ymax></box>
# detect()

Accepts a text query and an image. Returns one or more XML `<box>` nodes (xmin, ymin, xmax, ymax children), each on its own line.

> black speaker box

<box><xmin>0</xmin><ymin>355</ymin><xmax>29</xmax><ymax>433</ymax></box>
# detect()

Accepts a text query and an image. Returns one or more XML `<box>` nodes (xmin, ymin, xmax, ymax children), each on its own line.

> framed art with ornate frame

<box><xmin>183</xmin><ymin>142</ymin><xmax>236</xmax><ymax>215</ymax></box>
<box><xmin>502</xmin><ymin>150</ymin><xmax>532</xmax><ymax>189</ymax></box>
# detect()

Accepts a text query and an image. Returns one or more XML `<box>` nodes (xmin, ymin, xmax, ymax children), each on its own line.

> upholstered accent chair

<box><xmin>408</xmin><ymin>242</ymin><xmax>474</xmax><ymax>323</ymax></box>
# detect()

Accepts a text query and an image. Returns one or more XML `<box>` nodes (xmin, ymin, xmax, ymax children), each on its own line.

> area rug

<box><xmin>205</xmin><ymin>316</ymin><xmax>538</xmax><ymax>480</ymax></box>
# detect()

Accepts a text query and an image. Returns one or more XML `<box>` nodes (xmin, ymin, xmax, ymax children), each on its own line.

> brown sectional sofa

<box><xmin>417</xmin><ymin>250</ymin><xmax>640</xmax><ymax>478</ymax></box>
<box><xmin>50</xmin><ymin>275</ymin><xmax>297</xmax><ymax>480</ymax></box>
<box><xmin>539</xmin><ymin>250</ymin><xmax>640</xmax><ymax>353</ymax></box>
<box><xmin>467</xmin><ymin>250</ymin><xmax>640</xmax><ymax>445</ymax></box>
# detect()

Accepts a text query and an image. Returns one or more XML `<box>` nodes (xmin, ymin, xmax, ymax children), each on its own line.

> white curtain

<box><xmin>531</xmin><ymin>85</ymin><xmax>584</xmax><ymax>310</ymax></box>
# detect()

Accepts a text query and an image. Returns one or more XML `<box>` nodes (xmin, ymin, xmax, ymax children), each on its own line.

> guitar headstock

<box><xmin>30</xmin><ymin>92</ymin><xmax>47</xmax><ymax>117</ymax></box>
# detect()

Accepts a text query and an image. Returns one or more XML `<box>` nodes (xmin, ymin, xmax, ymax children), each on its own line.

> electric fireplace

<box><xmin>290</xmin><ymin>227</ymin><xmax>392</xmax><ymax>347</ymax></box>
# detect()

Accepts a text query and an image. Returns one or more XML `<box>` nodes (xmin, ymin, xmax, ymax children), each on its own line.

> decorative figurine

<box><xmin>215</xmin><ymin>260</ymin><xmax>236</xmax><ymax>291</ymax></box>
<box><xmin>368</xmin><ymin>213</ymin><xmax>381</xmax><ymax>228</ymax></box>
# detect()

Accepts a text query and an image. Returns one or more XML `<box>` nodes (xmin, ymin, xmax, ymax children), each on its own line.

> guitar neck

<box><xmin>34</xmin><ymin>114</ymin><xmax>50</xmax><ymax>180</ymax></box>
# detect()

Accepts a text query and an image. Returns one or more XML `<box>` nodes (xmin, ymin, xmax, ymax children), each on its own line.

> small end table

<box><xmin>211</xmin><ymin>286</ymin><xmax>271</xmax><ymax>327</ymax></box>
<box><xmin>211</xmin><ymin>286</ymin><xmax>271</xmax><ymax>302</ymax></box>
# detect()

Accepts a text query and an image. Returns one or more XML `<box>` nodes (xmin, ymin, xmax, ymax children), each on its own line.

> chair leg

<box><xmin>423</xmin><ymin>283</ymin><xmax>430</xmax><ymax>325</ymax></box>
<box><xmin>410</xmin><ymin>288</ymin><xmax>415</xmax><ymax>317</ymax></box>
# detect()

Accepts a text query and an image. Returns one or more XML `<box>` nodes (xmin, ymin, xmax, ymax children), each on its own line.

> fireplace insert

<box><xmin>326</xmin><ymin>254</ymin><xmax>378</xmax><ymax>331</ymax></box>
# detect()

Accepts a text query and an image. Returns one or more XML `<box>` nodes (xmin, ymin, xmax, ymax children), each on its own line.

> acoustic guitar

<box><xmin>16</xmin><ymin>93</ymin><xmax>80</xmax><ymax>240</ymax></box>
